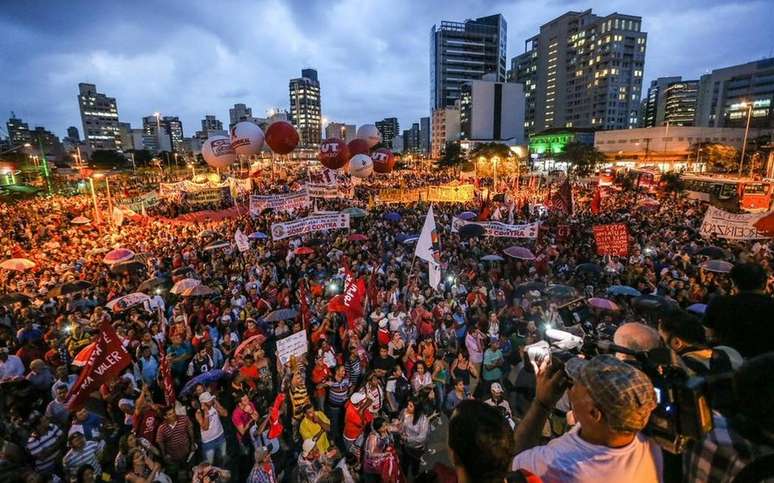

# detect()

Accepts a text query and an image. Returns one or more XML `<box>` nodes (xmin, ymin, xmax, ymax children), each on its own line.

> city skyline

<box><xmin>1</xmin><ymin>0</ymin><xmax>772</xmax><ymax>139</ymax></box>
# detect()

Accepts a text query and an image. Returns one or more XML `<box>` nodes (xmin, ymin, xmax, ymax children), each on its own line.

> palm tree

<box><xmin>660</xmin><ymin>171</ymin><xmax>684</xmax><ymax>201</ymax></box>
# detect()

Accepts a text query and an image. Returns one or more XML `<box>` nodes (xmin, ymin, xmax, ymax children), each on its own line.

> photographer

<box><xmin>684</xmin><ymin>352</ymin><xmax>774</xmax><ymax>483</ymax></box>
<box><xmin>511</xmin><ymin>355</ymin><xmax>662</xmax><ymax>482</ymax></box>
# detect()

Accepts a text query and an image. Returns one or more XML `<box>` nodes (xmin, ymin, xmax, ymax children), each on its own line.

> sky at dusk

<box><xmin>1</xmin><ymin>0</ymin><xmax>772</xmax><ymax>139</ymax></box>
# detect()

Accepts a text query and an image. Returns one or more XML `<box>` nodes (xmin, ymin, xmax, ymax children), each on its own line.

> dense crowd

<box><xmin>1</xmin><ymin>168</ymin><xmax>773</xmax><ymax>483</ymax></box>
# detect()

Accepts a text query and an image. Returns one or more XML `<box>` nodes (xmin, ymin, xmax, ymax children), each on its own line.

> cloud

<box><xmin>0</xmin><ymin>0</ymin><xmax>771</xmax><ymax>139</ymax></box>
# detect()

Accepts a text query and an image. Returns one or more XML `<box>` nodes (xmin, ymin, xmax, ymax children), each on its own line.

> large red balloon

<box><xmin>318</xmin><ymin>138</ymin><xmax>349</xmax><ymax>169</ymax></box>
<box><xmin>347</xmin><ymin>138</ymin><xmax>370</xmax><ymax>158</ymax></box>
<box><xmin>371</xmin><ymin>148</ymin><xmax>395</xmax><ymax>174</ymax></box>
<box><xmin>265</xmin><ymin>121</ymin><xmax>299</xmax><ymax>155</ymax></box>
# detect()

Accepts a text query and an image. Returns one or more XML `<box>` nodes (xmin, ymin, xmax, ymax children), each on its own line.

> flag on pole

<box><xmin>415</xmin><ymin>206</ymin><xmax>439</xmax><ymax>263</ymax></box>
<box><xmin>428</xmin><ymin>260</ymin><xmax>441</xmax><ymax>291</ymax></box>
<box><xmin>157</xmin><ymin>343</ymin><xmax>176</xmax><ymax>407</ymax></box>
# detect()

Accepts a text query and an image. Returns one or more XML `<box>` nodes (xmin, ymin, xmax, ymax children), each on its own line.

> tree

<box><xmin>615</xmin><ymin>171</ymin><xmax>638</xmax><ymax>191</ymax></box>
<box><xmin>690</xmin><ymin>142</ymin><xmax>738</xmax><ymax>173</ymax></box>
<box><xmin>555</xmin><ymin>141</ymin><xmax>606</xmax><ymax>177</ymax></box>
<box><xmin>437</xmin><ymin>141</ymin><xmax>462</xmax><ymax>168</ymax></box>
<box><xmin>470</xmin><ymin>142</ymin><xmax>512</xmax><ymax>160</ymax></box>
<box><xmin>90</xmin><ymin>150</ymin><xmax>128</xmax><ymax>169</ymax></box>
<box><xmin>660</xmin><ymin>171</ymin><xmax>684</xmax><ymax>201</ymax></box>
<box><xmin>127</xmin><ymin>149</ymin><xmax>153</xmax><ymax>166</ymax></box>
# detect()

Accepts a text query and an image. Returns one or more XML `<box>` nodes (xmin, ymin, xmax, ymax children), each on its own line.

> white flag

<box><xmin>415</xmin><ymin>205</ymin><xmax>438</xmax><ymax>263</ymax></box>
<box><xmin>428</xmin><ymin>260</ymin><xmax>441</xmax><ymax>291</ymax></box>
<box><xmin>234</xmin><ymin>228</ymin><xmax>250</xmax><ymax>252</ymax></box>
<box><xmin>112</xmin><ymin>206</ymin><xmax>124</xmax><ymax>227</ymax></box>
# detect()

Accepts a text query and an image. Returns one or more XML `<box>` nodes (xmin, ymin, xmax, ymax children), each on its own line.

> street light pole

<box><xmin>492</xmin><ymin>156</ymin><xmax>500</xmax><ymax>193</ymax></box>
<box><xmin>88</xmin><ymin>177</ymin><xmax>101</xmax><ymax>224</ymax></box>
<box><xmin>738</xmin><ymin>103</ymin><xmax>753</xmax><ymax>178</ymax></box>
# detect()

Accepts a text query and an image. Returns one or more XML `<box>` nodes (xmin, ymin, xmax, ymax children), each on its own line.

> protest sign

<box><xmin>593</xmin><ymin>223</ymin><xmax>629</xmax><ymax>256</ymax></box>
<box><xmin>249</xmin><ymin>190</ymin><xmax>311</xmax><ymax>215</ymax></box>
<box><xmin>270</xmin><ymin>213</ymin><xmax>350</xmax><ymax>240</ymax></box>
<box><xmin>276</xmin><ymin>330</ymin><xmax>309</xmax><ymax>365</ymax></box>
<box><xmin>306</xmin><ymin>183</ymin><xmax>353</xmax><ymax>199</ymax></box>
<box><xmin>699</xmin><ymin>206</ymin><xmax>773</xmax><ymax>240</ymax></box>
<box><xmin>451</xmin><ymin>217</ymin><xmax>539</xmax><ymax>239</ymax></box>
<box><xmin>185</xmin><ymin>187</ymin><xmax>231</xmax><ymax>205</ymax></box>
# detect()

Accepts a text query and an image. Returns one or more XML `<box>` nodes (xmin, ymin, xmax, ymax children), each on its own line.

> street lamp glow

<box><xmin>23</xmin><ymin>143</ymin><xmax>31</xmax><ymax>147</ymax></box>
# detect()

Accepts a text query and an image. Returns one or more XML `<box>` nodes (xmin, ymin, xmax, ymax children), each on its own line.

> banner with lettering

<box><xmin>184</xmin><ymin>187</ymin><xmax>231</xmax><ymax>206</ymax></box>
<box><xmin>593</xmin><ymin>223</ymin><xmax>630</xmax><ymax>256</ymax></box>
<box><xmin>699</xmin><ymin>206</ymin><xmax>773</xmax><ymax>240</ymax></box>
<box><xmin>306</xmin><ymin>183</ymin><xmax>353</xmax><ymax>199</ymax></box>
<box><xmin>276</xmin><ymin>330</ymin><xmax>309</xmax><ymax>365</ymax></box>
<box><xmin>451</xmin><ymin>217</ymin><xmax>540</xmax><ymax>239</ymax></box>
<box><xmin>425</xmin><ymin>183</ymin><xmax>475</xmax><ymax>203</ymax></box>
<box><xmin>249</xmin><ymin>190</ymin><xmax>311</xmax><ymax>215</ymax></box>
<box><xmin>67</xmin><ymin>322</ymin><xmax>132</xmax><ymax>410</ymax></box>
<box><xmin>270</xmin><ymin>213</ymin><xmax>350</xmax><ymax>241</ymax></box>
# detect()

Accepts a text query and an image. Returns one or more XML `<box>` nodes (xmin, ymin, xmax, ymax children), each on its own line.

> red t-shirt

<box><xmin>343</xmin><ymin>401</ymin><xmax>373</xmax><ymax>440</ymax></box>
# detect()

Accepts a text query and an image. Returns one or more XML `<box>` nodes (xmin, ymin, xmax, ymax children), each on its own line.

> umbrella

<box><xmin>111</xmin><ymin>260</ymin><xmax>146</xmax><ymax>275</ymax></box>
<box><xmin>0</xmin><ymin>293</ymin><xmax>30</xmax><ymax>306</ymax></box>
<box><xmin>248</xmin><ymin>231</ymin><xmax>268</xmax><ymax>240</ymax></box>
<box><xmin>0</xmin><ymin>258</ymin><xmax>36</xmax><ymax>271</ymax></box>
<box><xmin>514</xmin><ymin>282</ymin><xmax>546</xmax><ymax>298</ymax></box>
<box><xmin>103</xmin><ymin>248</ymin><xmax>135</xmax><ymax>265</ymax></box>
<box><xmin>48</xmin><ymin>280</ymin><xmax>93</xmax><ymax>297</ymax></box>
<box><xmin>575</xmin><ymin>263</ymin><xmax>602</xmax><ymax>275</ymax></box>
<box><xmin>204</xmin><ymin>240</ymin><xmax>230</xmax><ymax>251</ymax></box>
<box><xmin>458</xmin><ymin>211</ymin><xmax>477</xmax><ymax>220</ymax></box>
<box><xmin>545</xmin><ymin>284</ymin><xmax>578</xmax><ymax>299</ymax></box>
<box><xmin>402</xmin><ymin>236</ymin><xmax>419</xmax><ymax>245</ymax></box>
<box><xmin>395</xmin><ymin>233</ymin><xmax>418</xmax><ymax>243</ymax></box>
<box><xmin>235</xmin><ymin>334</ymin><xmax>268</xmax><ymax>358</ymax></box>
<box><xmin>384</xmin><ymin>212</ymin><xmax>401</xmax><ymax>222</ymax></box>
<box><xmin>700</xmin><ymin>260</ymin><xmax>734</xmax><ymax>273</ymax></box>
<box><xmin>71</xmin><ymin>216</ymin><xmax>91</xmax><ymax>225</ymax></box>
<box><xmin>341</xmin><ymin>207</ymin><xmax>367</xmax><ymax>218</ymax></box>
<box><xmin>687</xmin><ymin>303</ymin><xmax>707</xmax><ymax>315</ymax></box>
<box><xmin>106</xmin><ymin>292</ymin><xmax>150</xmax><ymax>312</ymax></box>
<box><xmin>263</xmin><ymin>308</ymin><xmax>299</xmax><ymax>322</ymax></box>
<box><xmin>179</xmin><ymin>284</ymin><xmax>216</xmax><ymax>297</ymax></box>
<box><xmin>503</xmin><ymin>246</ymin><xmax>536</xmax><ymax>261</ymax></box>
<box><xmin>179</xmin><ymin>369</ymin><xmax>228</xmax><ymax>398</ymax></box>
<box><xmin>72</xmin><ymin>342</ymin><xmax>96</xmax><ymax>367</ymax></box>
<box><xmin>137</xmin><ymin>276</ymin><xmax>171</xmax><ymax>294</ymax></box>
<box><xmin>197</xmin><ymin>229</ymin><xmax>217</xmax><ymax>239</ymax></box>
<box><xmin>632</xmin><ymin>295</ymin><xmax>679</xmax><ymax>313</ymax></box>
<box><xmin>697</xmin><ymin>246</ymin><xmax>726</xmax><ymax>259</ymax></box>
<box><xmin>348</xmin><ymin>233</ymin><xmax>368</xmax><ymax>242</ymax></box>
<box><xmin>171</xmin><ymin>266</ymin><xmax>197</xmax><ymax>278</ymax></box>
<box><xmin>588</xmin><ymin>297</ymin><xmax>620</xmax><ymax>311</ymax></box>
<box><xmin>459</xmin><ymin>223</ymin><xmax>485</xmax><ymax>240</ymax></box>
<box><xmin>481</xmin><ymin>254</ymin><xmax>505</xmax><ymax>262</ymax></box>
<box><xmin>294</xmin><ymin>247</ymin><xmax>314</xmax><ymax>255</ymax></box>
<box><xmin>606</xmin><ymin>285</ymin><xmax>641</xmax><ymax>297</ymax></box>
<box><xmin>170</xmin><ymin>278</ymin><xmax>202</xmax><ymax>294</ymax></box>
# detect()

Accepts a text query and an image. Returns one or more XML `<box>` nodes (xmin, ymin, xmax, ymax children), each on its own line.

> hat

<box><xmin>199</xmin><ymin>391</ymin><xmax>216</xmax><ymax>404</ymax></box>
<box><xmin>490</xmin><ymin>382</ymin><xmax>504</xmax><ymax>394</ymax></box>
<box><xmin>301</xmin><ymin>439</ymin><xmax>316</xmax><ymax>457</ymax></box>
<box><xmin>565</xmin><ymin>355</ymin><xmax>657</xmax><ymax>433</ymax></box>
<box><xmin>350</xmin><ymin>391</ymin><xmax>366</xmax><ymax>405</ymax></box>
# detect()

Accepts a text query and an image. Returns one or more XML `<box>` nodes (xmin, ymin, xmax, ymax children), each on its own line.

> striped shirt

<box><xmin>26</xmin><ymin>424</ymin><xmax>64</xmax><ymax>474</ymax></box>
<box><xmin>289</xmin><ymin>383</ymin><xmax>310</xmax><ymax>420</ymax></box>
<box><xmin>328</xmin><ymin>379</ymin><xmax>351</xmax><ymax>407</ymax></box>
<box><xmin>156</xmin><ymin>416</ymin><xmax>193</xmax><ymax>463</ymax></box>
<box><xmin>63</xmin><ymin>440</ymin><xmax>104</xmax><ymax>479</ymax></box>
<box><xmin>345</xmin><ymin>357</ymin><xmax>362</xmax><ymax>386</ymax></box>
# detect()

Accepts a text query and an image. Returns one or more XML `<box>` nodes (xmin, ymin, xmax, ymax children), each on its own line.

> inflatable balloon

<box><xmin>318</xmin><ymin>138</ymin><xmax>349</xmax><ymax>170</ymax></box>
<box><xmin>230</xmin><ymin>121</ymin><xmax>264</xmax><ymax>156</ymax></box>
<box><xmin>202</xmin><ymin>135</ymin><xmax>236</xmax><ymax>169</ymax></box>
<box><xmin>265</xmin><ymin>121</ymin><xmax>299</xmax><ymax>155</ymax></box>
<box><xmin>371</xmin><ymin>148</ymin><xmax>395</xmax><ymax>174</ymax></box>
<box><xmin>356</xmin><ymin>124</ymin><xmax>382</xmax><ymax>148</ymax></box>
<box><xmin>347</xmin><ymin>138</ymin><xmax>370</xmax><ymax>157</ymax></box>
<box><xmin>349</xmin><ymin>154</ymin><xmax>373</xmax><ymax>178</ymax></box>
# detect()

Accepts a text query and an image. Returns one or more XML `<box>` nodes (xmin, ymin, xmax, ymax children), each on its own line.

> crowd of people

<box><xmin>1</xmin><ymin>166</ymin><xmax>773</xmax><ymax>483</ymax></box>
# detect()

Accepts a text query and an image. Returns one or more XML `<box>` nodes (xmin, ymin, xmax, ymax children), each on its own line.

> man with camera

<box><xmin>510</xmin><ymin>354</ymin><xmax>662</xmax><ymax>482</ymax></box>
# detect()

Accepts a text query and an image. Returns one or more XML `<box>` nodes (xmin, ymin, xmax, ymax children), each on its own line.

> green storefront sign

<box><xmin>529</xmin><ymin>132</ymin><xmax>575</xmax><ymax>155</ymax></box>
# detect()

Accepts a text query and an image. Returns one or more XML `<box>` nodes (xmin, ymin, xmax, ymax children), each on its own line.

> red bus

<box><xmin>682</xmin><ymin>175</ymin><xmax>773</xmax><ymax>212</ymax></box>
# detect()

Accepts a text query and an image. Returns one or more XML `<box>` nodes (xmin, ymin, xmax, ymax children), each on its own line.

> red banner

<box><xmin>327</xmin><ymin>264</ymin><xmax>366</xmax><ymax>327</ymax></box>
<box><xmin>593</xmin><ymin>224</ymin><xmax>629</xmax><ymax>257</ymax></box>
<box><xmin>67</xmin><ymin>322</ymin><xmax>132</xmax><ymax>411</ymax></box>
<box><xmin>157</xmin><ymin>344</ymin><xmax>176</xmax><ymax>407</ymax></box>
<box><xmin>591</xmin><ymin>187</ymin><xmax>601</xmax><ymax>215</ymax></box>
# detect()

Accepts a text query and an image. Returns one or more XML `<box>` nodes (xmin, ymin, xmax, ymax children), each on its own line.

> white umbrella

<box><xmin>0</xmin><ymin>258</ymin><xmax>36</xmax><ymax>271</ymax></box>
<box><xmin>106</xmin><ymin>292</ymin><xmax>150</xmax><ymax>312</ymax></box>
<box><xmin>71</xmin><ymin>216</ymin><xmax>91</xmax><ymax>225</ymax></box>
<box><xmin>180</xmin><ymin>284</ymin><xmax>216</xmax><ymax>297</ymax></box>
<box><xmin>170</xmin><ymin>278</ymin><xmax>202</xmax><ymax>294</ymax></box>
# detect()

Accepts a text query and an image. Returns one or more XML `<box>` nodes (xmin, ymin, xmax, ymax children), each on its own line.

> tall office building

<box><xmin>30</xmin><ymin>126</ymin><xmax>64</xmax><ymax>160</ymax></box>
<box><xmin>420</xmin><ymin>117</ymin><xmax>431</xmax><ymax>153</ymax></box>
<box><xmin>162</xmin><ymin>116</ymin><xmax>184</xmax><ymax>151</ymax></box>
<box><xmin>6</xmin><ymin>114</ymin><xmax>32</xmax><ymax>146</ymax></box>
<box><xmin>510</xmin><ymin>10</ymin><xmax>646</xmax><ymax>137</ymax></box>
<box><xmin>289</xmin><ymin>68</ymin><xmax>322</xmax><ymax>146</ymax></box>
<box><xmin>324</xmin><ymin>122</ymin><xmax>356</xmax><ymax>143</ymax></box>
<box><xmin>142</xmin><ymin>116</ymin><xmax>167</xmax><ymax>153</ymax></box>
<box><xmin>194</xmin><ymin>115</ymin><xmax>227</xmax><ymax>144</ymax></box>
<box><xmin>403</xmin><ymin>123</ymin><xmax>421</xmax><ymax>153</ymax></box>
<box><xmin>643</xmin><ymin>77</ymin><xmax>681</xmax><ymax>127</ymax></box>
<box><xmin>229</xmin><ymin>103</ymin><xmax>256</xmax><ymax>127</ymax></box>
<box><xmin>66</xmin><ymin>126</ymin><xmax>80</xmax><ymax>142</ymax></box>
<box><xmin>77</xmin><ymin>83</ymin><xmax>122</xmax><ymax>151</ymax></box>
<box><xmin>663</xmin><ymin>80</ymin><xmax>698</xmax><ymax>126</ymax></box>
<box><xmin>375</xmin><ymin>118</ymin><xmax>400</xmax><ymax>149</ymax></box>
<box><xmin>696</xmin><ymin>57</ymin><xmax>774</xmax><ymax>129</ymax></box>
<box><xmin>430</xmin><ymin>14</ymin><xmax>507</xmax><ymax>110</ymax></box>
<box><xmin>431</xmin><ymin>105</ymin><xmax>461</xmax><ymax>159</ymax></box>
<box><xmin>460</xmin><ymin>74</ymin><xmax>525</xmax><ymax>143</ymax></box>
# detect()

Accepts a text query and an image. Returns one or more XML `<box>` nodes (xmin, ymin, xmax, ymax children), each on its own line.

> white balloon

<box><xmin>349</xmin><ymin>153</ymin><xmax>373</xmax><ymax>178</ymax></box>
<box><xmin>202</xmin><ymin>135</ymin><xmax>236</xmax><ymax>169</ymax></box>
<box><xmin>230</xmin><ymin>121</ymin><xmax>265</xmax><ymax>156</ymax></box>
<box><xmin>356</xmin><ymin>124</ymin><xmax>382</xmax><ymax>148</ymax></box>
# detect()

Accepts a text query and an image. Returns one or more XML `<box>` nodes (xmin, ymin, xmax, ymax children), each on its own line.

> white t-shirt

<box><xmin>200</xmin><ymin>406</ymin><xmax>224</xmax><ymax>443</ymax></box>
<box><xmin>511</xmin><ymin>426</ymin><xmax>663</xmax><ymax>483</ymax></box>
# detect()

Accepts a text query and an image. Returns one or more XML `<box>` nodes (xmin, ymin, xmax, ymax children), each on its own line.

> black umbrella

<box><xmin>697</xmin><ymin>246</ymin><xmax>726</xmax><ymax>259</ymax></box>
<box><xmin>575</xmin><ymin>263</ymin><xmax>602</xmax><ymax>275</ymax></box>
<box><xmin>545</xmin><ymin>284</ymin><xmax>578</xmax><ymax>299</ymax></box>
<box><xmin>513</xmin><ymin>282</ymin><xmax>546</xmax><ymax>298</ymax></box>
<box><xmin>137</xmin><ymin>276</ymin><xmax>172</xmax><ymax>294</ymax></box>
<box><xmin>0</xmin><ymin>292</ymin><xmax>30</xmax><ymax>306</ymax></box>
<box><xmin>171</xmin><ymin>266</ymin><xmax>197</xmax><ymax>278</ymax></box>
<box><xmin>111</xmin><ymin>260</ymin><xmax>147</xmax><ymax>275</ymax></box>
<box><xmin>459</xmin><ymin>223</ymin><xmax>485</xmax><ymax>240</ymax></box>
<box><xmin>48</xmin><ymin>280</ymin><xmax>93</xmax><ymax>297</ymax></box>
<box><xmin>632</xmin><ymin>295</ymin><xmax>679</xmax><ymax>313</ymax></box>
<box><xmin>204</xmin><ymin>240</ymin><xmax>230</xmax><ymax>251</ymax></box>
<box><xmin>263</xmin><ymin>308</ymin><xmax>299</xmax><ymax>322</ymax></box>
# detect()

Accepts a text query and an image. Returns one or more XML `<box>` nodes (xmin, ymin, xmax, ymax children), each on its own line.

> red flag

<box><xmin>66</xmin><ymin>321</ymin><xmax>132</xmax><ymax>411</ymax></box>
<box><xmin>477</xmin><ymin>191</ymin><xmax>492</xmax><ymax>221</ymax></box>
<box><xmin>327</xmin><ymin>263</ymin><xmax>366</xmax><ymax>328</ymax></box>
<box><xmin>551</xmin><ymin>179</ymin><xmax>573</xmax><ymax>215</ymax></box>
<box><xmin>591</xmin><ymin>187</ymin><xmax>602</xmax><ymax>215</ymax></box>
<box><xmin>753</xmin><ymin>211</ymin><xmax>774</xmax><ymax>236</ymax></box>
<box><xmin>157</xmin><ymin>343</ymin><xmax>176</xmax><ymax>407</ymax></box>
<box><xmin>366</xmin><ymin>264</ymin><xmax>379</xmax><ymax>310</ymax></box>
<box><xmin>268</xmin><ymin>393</ymin><xmax>286</xmax><ymax>439</ymax></box>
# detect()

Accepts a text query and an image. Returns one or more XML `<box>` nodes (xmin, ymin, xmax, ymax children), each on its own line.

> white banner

<box><xmin>249</xmin><ymin>190</ymin><xmax>311</xmax><ymax>215</ymax></box>
<box><xmin>306</xmin><ymin>183</ymin><xmax>353</xmax><ymax>199</ymax></box>
<box><xmin>234</xmin><ymin>228</ymin><xmax>250</xmax><ymax>252</ymax></box>
<box><xmin>451</xmin><ymin>217</ymin><xmax>540</xmax><ymax>239</ymax></box>
<box><xmin>276</xmin><ymin>330</ymin><xmax>309</xmax><ymax>365</ymax></box>
<box><xmin>270</xmin><ymin>213</ymin><xmax>350</xmax><ymax>241</ymax></box>
<box><xmin>699</xmin><ymin>206</ymin><xmax>772</xmax><ymax>240</ymax></box>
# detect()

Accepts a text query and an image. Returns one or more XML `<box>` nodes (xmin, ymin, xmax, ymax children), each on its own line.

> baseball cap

<box><xmin>350</xmin><ymin>391</ymin><xmax>366</xmax><ymax>405</ymax></box>
<box><xmin>302</xmin><ymin>439</ymin><xmax>316</xmax><ymax>457</ymax></box>
<box><xmin>199</xmin><ymin>391</ymin><xmax>216</xmax><ymax>404</ymax></box>
<box><xmin>490</xmin><ymin>382</ymin><xmax>504</xmax><ymax>394</ymax></box>
<box><xmin>565</xmin><ymin>355</ymin><xmax>657</xmax><ymax>433</ymax></box>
